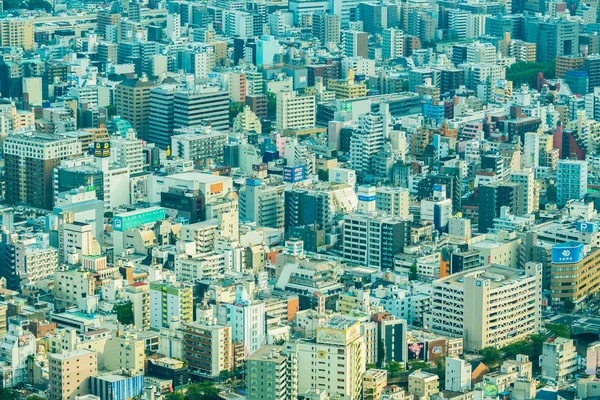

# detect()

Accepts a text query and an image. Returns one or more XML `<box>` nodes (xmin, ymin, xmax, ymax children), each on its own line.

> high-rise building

<box><xmin>239</xmin><ymin>178</ymin><xmax>285</xmax><ymax>229</ymax></box>
<box><xmin>426</xmin><ymin>263</ymin><xmax>542</xmax><ymax>352</ymax></box>
<box><xmin>557</xmin><ymin>160</ymin><xmax>588</xmax><ymax>206</ymax></box>
<box><xmin>510</xmin><ymin>169</ymin><xmax>536</xmax><ymax>214</ymax></box>
<box><xmin>290</xmin><ymin>316</ymin><xmax>366</xmax><ymax>400</ymax></box>
<box><xmin>124</xmin><ymin>282</ymin><xmax>150</xmax><ymax>331</ymax></box>
<box><xmin>343</xmin><ymin>212</ymin><xmax>407</xmax><ymax>270</ymax></box>
<box><xmin>540</xmin><ymin>338</ymin><xmax>577</xmax><ymax>385</ymax></box>
<box><xmin>312</xmin><ymin>12</ymin><xmax>341</xmax><ymax>44</ymax></box>
<box><xmin>256</xmin><ymin>35</ymin><xmax>280</xmax><ymax>66</ymax></box>
<box><xmin>171</xmin><ymin>127</ymin><xmax>228</xmax><ymax>165</ymax></box>
<box><xmin>523</xmin><ymin>131</ymin><xmax>540</xmax><ymax>169</ymax></box>
<box><xmin>478</xmin><ymin>182</ymin><xmax>524</xmax><ymax>233</ymax></box>
<box><xmin>382</xmin><ymin>28</ymin><xmax>404</xmax><ymax>60</ymax></box>
<box><xmin>535</xmin><ymin>20</ymin><xmax>579</xmax><ymax>62</ymax></box>
<box><xmin>115</xmin><ymin>78</ymin><xmax>156</xmax><ymax>140</ymax></box>
<box><xmin>4</xmin><ymin>132</ymin><xmax>81</xmax><ymax>210</ymax></box>
<box><xmin>174</xmin><ymin>88</ymin><xmax>230</xmax><ymax>132</ymax></box>
<box><xmin>149</xmin><ymin>281</ymin><xmax>193</xmax><ymax>329</ymax></box>
<box><xmin>375</xmin><ymin>187</ymin><xmax>410</xmax><ymax>218</ymax></box>
<box><xmin>148</xmin><ymin>86</ymin><xmax>176</xmax><ymax>149</ymax></box>
<box><xmin>183</xmin><ymin>321</ymin><xmax>233</xmax><ymax>379</ymax></box>
<box><xmin>0</xmin><ymin>18</ymin><xmax>34</xmax><ymax>50</ymax></box>
<box><xmin>342</xmin><ymin>30</ymin><xmax>369</xmax><ymax>58</ymax></box>
<box><xmin>217</xmin><ymin>286</ymin><xmax>266</xmax><ymax>355</ymax></box>
<box><xmin>48</xmin><ymin>349</ymin><xmax>98</xmax><ymax>400</ymax></box>
<box><xmin>350</xmin><ymin>112</ymin><xmax>385</xmax><ymax>179</ymax></box>
<box><xmin>276</xmin><ymin>91</ymin><xmax>316</xmax><ymax>133</ymax></box>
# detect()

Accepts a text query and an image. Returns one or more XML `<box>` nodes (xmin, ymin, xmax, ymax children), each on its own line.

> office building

<box><xmin>173</xmin><ymin>88</ymin><xmax>230</xmax><ymax>132</ymax></box>
<box><xmin>291</xmin><ymin>316</ymin><xmax>366</xmax><ymax>400</ymax></box>
<box><xmin>478</xmin><ymin>182</ymin><xmax>524</xmax><ymax>233</ymax></box>
<box><xmin>48</xmin><ymin>349</ymin><xmax>98</xmax><ymax>400</ymax></box>
<box><xmin>551</xmin><ymin>245</ymin><xmax>600</xmax><ymax>307</ymax></box>
<box><xmin>115</xmin><ymin>78</ymin><xmax>156</xmax><ymax>140</ymax></box>
<box><xmin>171</xmin><ymin>127</ymin><xmax>228</xmax><ymax>165</ymax></box>
<box><xmin>557</xmin><ymin>160</ymin><xmax>588</xmax><ymax>206</ymax></box>
<box><xmin>342</xmin><ymin>30</ymin><xmax>369</xmax><ymax>58</ymax></box>
<box><xmin>256</xmin><ymin>35</ymin><xmax>280</xmax><ymax>66</ymax></box>
<box><xmin>536</xmin><ymin>20</ymin><xmax>579</xmax><ymax>62</ymax></box>
<box><xmin>183</xmin><ymin>321</ymin><xmax>233</xmax><ymax>379</ymax></box>
<box><xmin>149</xmin><ymin>281</ymin><xmax>193</xmax><ymax>329</ymax></box>
<box><xmin>426</xmin><ymin>263</ymin><xmax>542</xmax><ymax>352</ymax></box>
<box><xmin>312</xmin><ymin>12</ymin><xmax>341</xmax><ymax>44</ymax></box>
<box><xmin>90</xmin><ymin>374</ymin><xmax>144</xmax><ymax>400</ymax></box>
<box><xmin>4</xmin><ymin>132</ymin><xmax>81</xmax><ymax>210</ymax></box>
<box><xmin>343</xmin><ymin>213</ymin><xmax>407</xmax><ymax>270</ymax></box>
<box><xmin>276</xmin><ymin>91</ymin><xmax>316</xmax><ymax>133</ymax></box>
<box><xmin>510</xmin><ymin>169</ymin><xmax>536</xmax><ymax>214</ymax></box>
<box><xmin>148</xmin><ymin>86</ymin><xmax>176</xmax><ymax>149</ymax></box>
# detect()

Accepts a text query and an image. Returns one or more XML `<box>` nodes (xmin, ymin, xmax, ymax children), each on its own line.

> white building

<box><xmin>510</xmin><ymin>168</ymin><xmax>536</xmax><ymax>214</ymax></box>
<box><xmin>0</xmin><ymin>324</ymin><xmax>37</xmax><ymax>387</ymax></box>
<box><xmin>557</xmin><ymin>159</ymin><xmax>588</xmax><ymax>206</ymax></box>
<box><xmin>276</xmin><ymin>91</ymin><xmax>316</xmax><ymax>133</ymax></box>
<box><xmin>382</xmin><ymin>28</ymin><xmax>404</xmax><ymax>59</ymax></box>
<box><xmin>426</xmin><ymin>263</ymin><xmax>542</xmax><ymax>352</ymax></box>
<box><xmin>217</xmin><ymin>286</ymin><xmax>265</xmax><ymax>356</ymax></box>
<box><xmin>523</xmin><ymin>132</ymin><xmax>540</xmax><ymax>169</ymax></box>
<box><xmin>540</xmin><ymin>338</ymin><xmax>577</xmax><ymax>385</ymax></box>
<box><xmin>445</xmin><ymin>357</ymin><xmax>472</xmax><ymax>392</ymax></box>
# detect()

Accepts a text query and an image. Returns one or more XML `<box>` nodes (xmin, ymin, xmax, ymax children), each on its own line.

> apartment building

<box><xmin>183</xmin><ymin>321</ymin><xmax>233</xmax><ymax>379</ymax></box>
<box><xmin>48</xmin><ymin>349</ymin><xmax>98</xmax><ymax>400</ymax></box>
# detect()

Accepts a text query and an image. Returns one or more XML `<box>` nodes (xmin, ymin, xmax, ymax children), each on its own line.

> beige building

<box><xmin>123</xmin><ymin>282</ymin><xmax>150</xmax><ymax>331</ymax></box>
<box><xmin>408</xmin><ymin>370</ymin><xmax>439</xmax><ymax>399</ymax></box>
<box><xmin>114</xmin><ymin>78</ymin><xmax>156</xmax><ymax>140</ymax></box>
<box><xmin>0</xmin><ymin>19</ymin><xmax>34</xmax><ymax>50</ymax></box>
<box><xmin>540</xmin><ymin>337</ymin><xmax>577</xmax><ymax>385</ymax></box>
<box><xmin>48</xmin><ymin>349</ymin><xmax>98</xmax><ymax>400</ymax></box>
<box><xmin>183</xmin><ymin>321</ymin><xmax>233</xmax><ymax>379</ymax></box>
<box><xmin>104</xmin><ymin>331</ymin><xmax>145</xmax><ymax>374</ymax></box>
<box><xmin>363</xmin><ymin>369</ymin><xmax>388</xmax><ymax>400</ymax></box>
<box><xmin>276</xmin><ymin>91</ymin><xmax>316</xmax><ymax>133</ymax></box>
<box><xmin>53</xmin><ymin>268</ymin><xmax>96</xmax><ymax>308</ymax></box>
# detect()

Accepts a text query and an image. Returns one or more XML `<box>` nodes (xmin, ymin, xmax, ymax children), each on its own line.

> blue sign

<box><xmin>283</xmin><ymin>165</ymin><xmax>305</xmax><ymax>183</ymax></box>
<box><xmin>246</xmin><ymin>178</ymin><xmax>262</xmax><ymax>186</ymax></box>
<box><xmin>552</xmin><ymin>242</ymin><xmax>585</xmax><ymax>264</ymax></box>
<box><xmin>358</xmin><ymin>195</ymin><xmax>376</xmax><ymax>202</ymax></box>
<box><xmin>577</xmin><ymin>222</ymin><xmax>599</xmax><ymax>233</ymax></box>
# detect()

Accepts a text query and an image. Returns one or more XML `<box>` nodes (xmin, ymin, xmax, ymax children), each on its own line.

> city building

<box><xmin>48</xmin><ymin>349</ymin><xmax>98</xmax><ymax>400</ymax></box>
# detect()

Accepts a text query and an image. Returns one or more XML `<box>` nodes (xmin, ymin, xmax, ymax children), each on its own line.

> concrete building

<box><xmin>312</xmin><ymin>12</ymin><xmax>341</xmax><ymax>44</ymax></box>
<box><xmin>426</xmin><ymin>263</ymin><xmax>542</xmax><ymax>352</ymax></box>
<box><xmin>0</xmin><ymin>324</ymin><xmax>37</xmax><ymax>387</ymax></box>
<box><xmin>171</xmin><ymin>127</ymin><xmax>228</xmax><ymax>165</ymax></box>
<box><xmin>478</xmin><ymin>182</ymin><xmax>524</xmax><ymax>233</ymax></box>
<box><xmin>239</xmin><ymin>178</ymin><xmax>285</xmax><ymax>229</ymax></box>
<box><xmin>382</xmin><ymin>28</ymin><xmax>404</xmax><ymax>59</ymax></box>
<box><xmin>173</xmin><ymin>88</ymin><xmax>230</xmax><ymax>132</ymax></box>
<box><xmin>343</xmin><ymin>213</ymin><xmax>407</xmax><ymax>270</ymax></box>
<box><xmin>149</xmin><ymin>281</ymin><xmax>193</xmax><ymax>329</ymax></box>
<box><xmin>48</xmin><ymin>349</ymin><xmax>98</xmax><ymax>400</ymax></box>
<box><xmin>4</xmin><ymin>132</ymin><xmax>81</xmax><ymax>210</ymax></box>
<box><xmin>445</xmin><ymin>357</ymin><xmax>472</xmax><ymax>392</ymax></box>
<box><xmin>53</xmin><ymin>268</ymin><xmax>96</xmax><ymax>308</ymax></box>
<box><xmin>408</xmin><ymin>370</ymin><xmax>439</xmax><ymax>398</ymax></box>
<box><xmin>114</xmin><ymin>78</ymin><xmax>156</xmax><ymax>140</ymax></box>
<box><xmin>290</xmin><ymin>316</ymin><xmax>366</xmax><ymax>400</ymax></box>
<box><xmin>246</xmin><ymin>345</ymin><xmax>292</xmax><ymax>400</ymax></box>
<box><xmin>123</xmin><ymin>282</ymin><xmax>150</xmax><ymax>331</ymax></box>
<box><xmin>342</xmin><ymin>30</ymin><xmax>369</xmax><ymax>58</ymax></box>
<box><xmin>276</xmin><ymin>91</ymin><xmax>316</xmax><ymax>133</ymax></box>
<box><xmin>104</xmin><ymin>331</ymin><xmax>145</xmax><ymax>374</ymax></box>
<box><xmin>510</xmin><ymin>169</ymin><xmax>536</xmax><ymax>214</ymax></box>
<box><xmin>557</xmin><ymin>160</ymin><xmax>588</xmax><ymax>206</ymax></box>
<box><xmin>183</xmin><ymin>321</ymin><xmax>233</xmax><ymax>379</ymax></box>
<box><xmin>363</xmin><ymin>369</ymin><xmax>388</xmax><ymax>400</ymax></box>
<box><xmin>0</xmin><ymin>18</ymin><xmax>34</xmax><ymax>50</ymax></box>
<box><xmin>540</xmin><ymin>338</ymin><xmax>577</xmax><ymax>385</ymax></box>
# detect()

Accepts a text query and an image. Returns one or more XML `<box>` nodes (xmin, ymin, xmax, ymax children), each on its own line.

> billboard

<box><xmin>551</xmin><ymin>242</ymin><xmax>585</xmax><ymax>264</ymax></box>
<box><xmin>94</xmin><ymin>141</ymin><xmax>111</xmax><ymax>158</ymax></box>
<box><xmin>283</xmin><ymin>165</ymin><xmax>305</xmax><ymax>183</ymax></box>
<box><xmin>577</xmin><ymin>222</ymin><xmax>600</xmax><ymax>233</ymax></box>
<box><xmin>113</xmin><ymin>207</ymin><xmax>166</xmax><ymax>232</ymax></box>
<box><xmin>408</xmin><ymin>342</ymin><xmax>425</xmax><ymax>361</ymax></box>
<box><xmin>426</xmin><ymin>339</ymin><xmax>447</xmax><ymax>362</ymax></box>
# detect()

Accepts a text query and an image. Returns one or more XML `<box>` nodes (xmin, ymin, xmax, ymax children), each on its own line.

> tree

<box><xmin>384</xmin><ymin>361</ymin><xmax>405</xmax><ymax>378</ymax></box>
<box><xmin>506</xmin><ymin>60</ymin><xmax>556</xmax><ymax>90</ymax></box>
<box><xmin>502</xmin><ymin>340</ymin><xmax>533</xmax><ymax>359</ymax></box>
<box><xmin>267</xmin><ymin>91</ymin><xmax>277</xmax><ymax>119</ymax></box>
<box><xmin>480</xmin><ymin>347</ymin><xmax>503</xmax><ymax>367</ymax></box>
<box><xmin>0</xmin><ymin>388</ymin><xmax>18</xmax><ymax>400</ymax></box>
<box><xmin>113</xmin><ymin>302</ymin><xmax>134</xmax><ymax>325</ymax></box>
<box><xmin>409</xmin><ymin>361</ymin><xmax>429</xmax><ymax>370</ymax></box>
<box><xmin>546</xmin><ymin>323</ymin><xmax>570</xmax><ymax>338</ymax></box>
<box><xmin>105</xmin><ymin>105</ymin><xmax>117</xmax><ymax>118</ymax></box>
<box><xmin>409</xmin><ymin>264</ymin><xmax>418</xmax><ymax>281</ymax></box>
<box><xmin>229</xmin><ymin>102</ymin><xmax>245</xmax><ymax>126</ymax></box>
<box><xmin>27</xmin><ymin>396</ymin><xmax>46</xmax><ymax>400</ymax></box>
<box><xmin>165</xmin><ymin>392</ymin><xmax>185</xmax><ymax>400</ymax></box>
<box><xmin>186</xmin><ymin>381</ymin><xmax>219</xmax><ymax>400</ymax></box>
<box><xmin>366</xmin><ymin>362</ymin><xmax>377</xmax><ymax>370</ymax></box>
<box><xmin>563</xmin><ymin>299</ymin><xmax>575</xmax><ymax>313</ymax></box>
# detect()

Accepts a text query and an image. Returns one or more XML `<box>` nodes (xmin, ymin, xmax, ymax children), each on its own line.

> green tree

<box><xmin>166</xmin><ymin>392</ymin><xmax>185</xmax><ymax>400</ymax></box>
<box><xmin>502</xmin><ymin>340</ymin><xmax>533</xmax><ymax>359</ymax></box>
<box><xmin>0</xmin><ymin>388</ymin><xmax>18</xmax><ymax>400</ymax></box>
<box><xmin>384</xmin><ymin>360</ymin><xmax>405</xmax><ymax>377</ymax></box>
<box><xmin>409</xmin><ymin>264</ymin><xmax>418</xmax><ymax>281</ymax></box>
<box><xmin>186</xmin><ymin>381</ymin><xmax>219</xmax><ymax>400</ymax></box>
<box><xmin>366</xmin><ymin>362</ymin><xmax>377</xmax><ymax>370</ymax></box>
<box><xmin>546</xmin><ymin>323</ymin><xmax>570</xmax><ymax>338</ymax></box>
<box><xmin>480</xmin><ymin>346</ymin><xmax>503</xmax><ymax>367</ymax></box>
<box><xmin>563</xmin><ymin>299</ymin><xmax>575</xmax><ymax>313</ymax></box>
<box><xmin>506</xmin><ymin>60</ymin><xmax>556</xmax><ymax>90</ymax></box>
<box><xmin>267</xmin><ymin>91</ymin><xmax>277</xmax><ymax>119</ymax></box>
<box><xmin>229</xmin><ymin>102</ymin><xmax>245</xmax><ymax>126</ymax></box>
<box><xmin>546</xmin><ymin>185</ymin><xmax>557</xmax><ymax>203</ymax></box>
<box><xmin>409</xmin><ymin>360</ymin><xmax>429</xmax><ymax>370</ymax></box>
<box><xmin>105</xmin><ymin>105</ymin><xmax>117</xmax><ymax>118</ymax></box>
<box><xmin>113</xmin><ymin>302</ymin><xmax>134</xmax><ymax>325</ymax></box>
<box><xmin>317</xmin><ymin>169</ymin><xmax>329</xmax><ymax>181</ymax></box>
